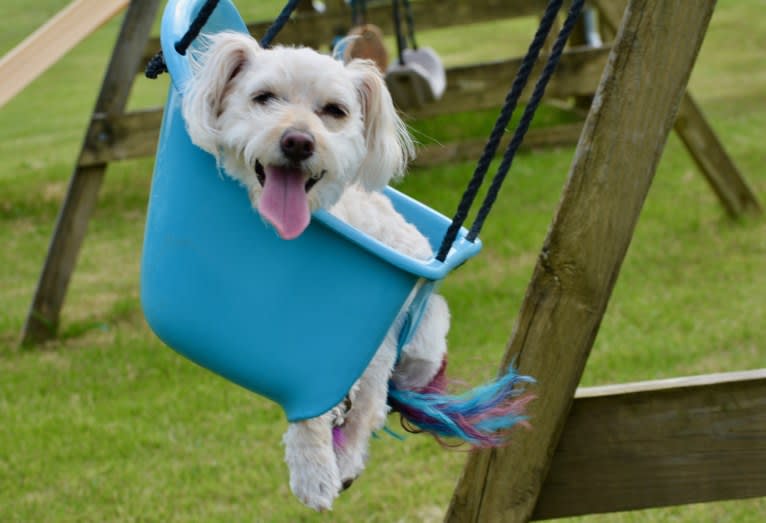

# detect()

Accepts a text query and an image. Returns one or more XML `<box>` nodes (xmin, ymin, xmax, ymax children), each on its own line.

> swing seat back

<box><xmin>386</xmin><ymin>47</ymin><xmax>446</xmax><ymax>109</ymax></box>
<box><xmin>141</xmin><ymin>0</ymin><xmax>481</xmax><ymax>422</ymax></box>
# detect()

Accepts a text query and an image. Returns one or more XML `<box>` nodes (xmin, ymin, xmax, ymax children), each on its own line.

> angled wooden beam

<box><xmin>0</xmin><ymin>0</ymin><xmax>129</xmax><ymax>108</ymax></box>
<box><xmin>592</xmin><ymin>0</ymin><xmax>762</xmax><ymax>217</ymax></box>
<box><xmin>20</xmin><ymin>0</ymin><xmax>161</xmax><ymax>346</ymax></box>
<box><xmin>445</xmin><ymin>0</ymin><xmax>717</xmax><ymax>521</ymax></box>
<box><xmin>532</xmin><ymin>370</ymin><xmax>766</xmax><ymax>519</ymax></box>
<box><xmin>674</xmin><ymin>93</ymin><xmax>762</xmax><ymax>216</ymax></box>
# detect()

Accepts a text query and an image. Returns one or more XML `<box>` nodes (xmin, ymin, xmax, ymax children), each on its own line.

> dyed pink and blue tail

<box><xmin>387</xmin><ymin>362</ymin><xmax>535</xmax><ymax>448</ymax></box>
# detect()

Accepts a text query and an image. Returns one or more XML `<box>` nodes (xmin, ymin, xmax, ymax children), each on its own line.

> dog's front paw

<box><xmin>284</xmin><ymin>419</ymin><xmax>342</xmax><ymax>511</ymax></box>
<box><xmin>289</xmin><ymin>461</ymin><xmax>342</xmax><ymax>511</ymax></box>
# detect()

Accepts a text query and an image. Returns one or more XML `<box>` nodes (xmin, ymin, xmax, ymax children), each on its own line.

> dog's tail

<box><xmin>387</xmin><ymin>361</ymin><xmax>535</xmax><ymax>448</ymax></box>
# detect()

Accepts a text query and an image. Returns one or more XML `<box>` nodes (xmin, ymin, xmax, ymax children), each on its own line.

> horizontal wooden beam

<box><xmin>140</xmin><ymin>0</ymin><xmax>547</xmax><ymax>67</ymax></box>
<box><xmin>79</xmin><ymin>111</ymin><xmax>584</xmax><ymax>169</ymax></box>
<box><xmin>79</xmin><ymin>109</ymin><xmax>163</xmax><ymax>167</ymax></box>
<box><xmin>408</xmin><ymin>46</ymin><xmax>608</xmax><ymax>118</ymax></box>
<box><xmin>81</xmin><ymin>47</ymin><xmax>607</xmax><ymax>167</ymax></box>
<box><xmin>413</xmin><ymin>123</ymin><xmax>583</xmax><ymax>168</ymax></box>
<box><xmin>532</xmin><ymin>370</ymin><xmax>766</xmax><ymax>519</ymax></box>
<box><xmin>254</xmin><ymin>0</ymin><xmax>545</xmax><ymax>46</ymax></box>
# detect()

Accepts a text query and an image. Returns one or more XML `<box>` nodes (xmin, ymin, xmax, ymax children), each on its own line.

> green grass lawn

<box><xmin>1</xmin><ymin>1</ymin><xmax>764</xmax><ymax>522</ymax></box>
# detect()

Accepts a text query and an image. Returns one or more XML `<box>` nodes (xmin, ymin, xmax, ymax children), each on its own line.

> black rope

<box><xmin>145</xmin><ymin>0</ymin><xmax>300</xmax><ymax>79</ymax></box>
<box><xmin>145</xmin><ymin>51</ymin><xmax>167</xmax><ymax>79</ymax></box>
<box><xmin>146</xmin><ymin>0</ymin><xmax>220</xmax><ymax>78</ymax></box>
<box><xmin>350</xmin><ymin>0</ymin><xmax>367</xmax><ymax>27</ymax></box>
<box><xmin>435</xmin><ymin>0</ymin><xmax>565</xmax><ymax>261</ymax></box>
<box><xmin>402</xmin><ymin>0</ymin><xmax>418</xmax><ymax>50</ymax></box>
<box><xmin>175</xmin><ymin>0</ymin><xmax>222</xmax><ymax>55</ymax></box>
<box><xmin>392</xmin><ymin>0</ymin><xmax>407</xmax><ymax>65</ymax></box>
<box><xmin>392</xmin><ymin>0</ymin><xmax>418</xmax><ymax>65</ymax></box>
<box><xmin>261</xmin><ymin>0</ymin><xmax>301</xmax><ymax>48</ymax></box>
<box><xmin>467</xmin><ymin>0</ymin><xmax>585</xmax><ymax>242</ymax></box>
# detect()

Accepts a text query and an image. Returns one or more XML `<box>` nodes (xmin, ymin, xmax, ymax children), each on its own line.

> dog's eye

<box><xmin>252</xmin><ymin>91</ymin><xmax>276</xmax><ymax>105</ymax></box>
<box><xmin>321</xmin><ymin>103</ymin><xmax>348</xmax><ymax>119</ymax></box>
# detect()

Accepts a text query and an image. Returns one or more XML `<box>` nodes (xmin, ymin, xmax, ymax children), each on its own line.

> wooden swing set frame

<box><xmin>14</xmin><ymin>1</ymin><xmax>765</xmax><ymax>520</ymax></box>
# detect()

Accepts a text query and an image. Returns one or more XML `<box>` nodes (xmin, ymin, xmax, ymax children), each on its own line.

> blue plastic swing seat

<box><xmin>140</xmin><ymin>0</ymin><xmax>482</xmax><ymax>422</ymax></box>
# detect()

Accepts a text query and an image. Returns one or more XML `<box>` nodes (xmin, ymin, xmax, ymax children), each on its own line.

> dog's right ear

<box><xmin>346</xmin><ymin>59</ymin><xmax>414</xmax><ymax>191</ymax></box>
<box><xmin>182</xmin><ymin>31</ymin><xmax>259</xmax><ymax>154</ymax></box>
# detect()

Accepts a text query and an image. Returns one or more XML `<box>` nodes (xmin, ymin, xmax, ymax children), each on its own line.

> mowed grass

<box><xmin>1</xmin><ymin>1</ymin><xmax>764</xmax><ymax>522</ymax></box>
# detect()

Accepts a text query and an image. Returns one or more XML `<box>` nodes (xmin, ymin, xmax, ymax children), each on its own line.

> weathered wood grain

<box><xmin>445</xmin><ymin>0</ymin><xmax>717</xmax><ymax>521</ymax></box>
<box><xmin>593</xmin><ymin>0</ymin><xmax>761</xmax><ymax>217</ymax></box>
<box><xmin>20</xmin><ymin>0</ymin><xmax>161</xmax><ymax>346</ymax></box>
<box><xmin>532</xmin><ymin>370</ymin><xmax>766</xmax><ymax>519</ymax></box>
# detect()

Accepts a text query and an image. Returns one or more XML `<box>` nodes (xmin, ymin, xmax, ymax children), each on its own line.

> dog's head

<box><xmin>182</xmin><ymin>31</ymin><xmax>414</xmax><ymax>240</ymax></box>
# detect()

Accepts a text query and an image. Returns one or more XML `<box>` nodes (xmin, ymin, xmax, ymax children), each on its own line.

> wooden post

<box><xmin>445</xmin><ymin>0</ymin><xmax>717</xmax><ymax>521</ymax></box>
<box><xmin>592</xmin><ymin>0</ymin><xmax>762</xmax><ymax>217</ymax></box>
<box><xmin>20</xmin><ymin>0</ymin><xmax>161</xmax><ymax>346</ymax></box>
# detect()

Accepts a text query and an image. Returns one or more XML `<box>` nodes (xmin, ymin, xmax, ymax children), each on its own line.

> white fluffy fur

<box><xmin>183</xmin><ymin>32</ymin><xmax>448</xmax><ymax>511</ymax></box>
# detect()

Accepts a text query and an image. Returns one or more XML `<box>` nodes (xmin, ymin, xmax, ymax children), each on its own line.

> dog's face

<box><xmin>182</xmin><ymin>32</ymin><xmax>413</xmax><ymax>239</ymax></box>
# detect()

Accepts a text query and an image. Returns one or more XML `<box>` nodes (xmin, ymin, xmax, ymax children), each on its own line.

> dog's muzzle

<box><xmin>255</xmin><ymin>159</ymin><xmax>325</xmax><ymax>192</ymax></box>
<box><xmin>253</xmin><ymin>159</ymin><xmax>327</xmax><ymax>240</ymax></box>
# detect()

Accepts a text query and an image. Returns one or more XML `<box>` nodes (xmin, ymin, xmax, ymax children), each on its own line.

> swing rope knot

<box><xmin>145</xmin><ymin>50</ymin><xmax>167</xmax><ymax>79</ymax></box>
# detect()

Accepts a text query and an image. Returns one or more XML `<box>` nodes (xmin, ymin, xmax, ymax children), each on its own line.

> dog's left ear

<box><xmin>183</xmin><ymin>32</ymin><xmax>259</xmax><ymax>155</ymax></box>
<box><xmin>347</xmin><ymin>59</ymin><xmax>415</xmax><ymax>191</ymax></box>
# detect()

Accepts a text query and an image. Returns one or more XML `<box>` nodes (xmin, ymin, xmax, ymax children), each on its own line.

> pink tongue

<box><xmin>259</xmin><ymin>165</ymin><xmax>310</xmax><ymax>240</ymax></box>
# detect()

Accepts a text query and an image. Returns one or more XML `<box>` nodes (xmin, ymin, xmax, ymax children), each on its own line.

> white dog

<box><xmin>183</xmin><ymin>31</ymin><xmax>452</xmax><ymax>511</ymax></box>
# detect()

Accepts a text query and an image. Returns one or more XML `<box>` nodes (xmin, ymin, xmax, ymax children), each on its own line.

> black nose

<box><xmin>280</xmin><ymin>129</ymin><xmax>315</xmax><ymax>162</ymax></box>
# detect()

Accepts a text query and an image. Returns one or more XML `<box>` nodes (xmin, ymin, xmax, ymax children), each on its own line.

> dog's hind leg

<box><xmin>391</xmin><ymin>294</ymin><xmax>450</xmax><ymax>391</ymax></box>
<box><xmin>334</xmin><ymin>333</ymin><xmax>398</xmax><ymax>486</ymax></box>
<box><xmin>283</xmin><ymin>411</ymin><xmax>341</xmax><ymax>511</ymax></box>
